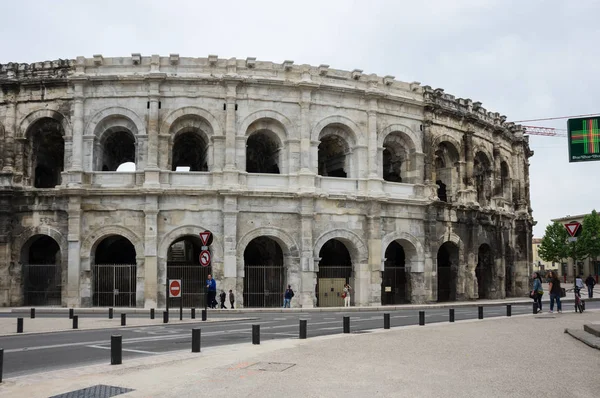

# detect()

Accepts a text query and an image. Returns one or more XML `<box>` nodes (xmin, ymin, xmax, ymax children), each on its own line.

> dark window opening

<box><xmin>382</xmin><ymin>241</ymin><xmax>407</xmax><ymax>305</ymax></box>
<box><xmin>95</xmin><ymin>236</ymin><xmax>136</xmax><ymax>264</ymax></box>
<box><xmin>28</xmin><ymin>118</ymin><xmax>65</xmax><ymax>188</ymax></box>
<box><xmin>244</xmin><ymin>237</ymin><xmax>284</xmax><ymax>308</ymax></box>
<box><xmin>317</xmin><ymin>239</ymin><xmax>352</xmax><ymax>307</ymax></box>
<box><xmin>318</xmin><ymin>135</ymin><xmax>348</xmax><ymax>178</ymax></box>
<box><xmin>437</xmin><ymin>242</ymin><xmax>458</xmax><ymax>302</ymax></box>
<box><xmin>172</xmin><ymin>132</ymin><xmax>208</xmax><ymax>172</ymax></box>
<box><xmin>246</xmin><ymin>131</ymin><xmax>280</xmax><ymax>174</ymax></box>
<box><xmin>436</xmin><ymin>180</ymin><xmax>447</xmax><ymax>202</ymax></box>
<box><xmin>22</xmin><ymin>235</ymin><xmax>62</xmax><ymax>306</ymax></box>
<box><xmin>383</xmin><ymin>147</ymin><xmax>402</xmax><ymax>183</ymax></box>
<box><xmin>100</xmin><ymin>131</ymin><xmax>136</xmax><ymax>172</ymax></box>
<box><xmin>476</xmin><ymin>244</ymin><xmax>494</xmax><ymax>299</ymax></box>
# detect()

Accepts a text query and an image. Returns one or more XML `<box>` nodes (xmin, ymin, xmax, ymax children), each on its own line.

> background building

<box><xmin>0</xmin><ymin>55</ymin><xmax>534</xmax><ymax>308</ymax></box>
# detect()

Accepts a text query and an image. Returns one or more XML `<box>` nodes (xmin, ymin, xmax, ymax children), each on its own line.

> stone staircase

<box><xmin>565</xmin><ymin>323</ymin><xmax>600</xmax><ymax>350</ymax></box>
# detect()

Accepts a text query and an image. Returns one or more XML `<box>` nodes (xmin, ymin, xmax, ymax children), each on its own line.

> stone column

<box><xmin>421</xmin><ymin>120</ymin><xmax>438</xmax><ymax>200</ymax></box>
<box><xmin>2</xmin><ymin>98</ymin><xmax>16</xmax><ymax>172</ymax></box>
<box><xmin>300</xmin><ymin>197</ymin><xmax>315</xmax><ymax>307</ymax></box>
<box><xmin>144</xmin><ymin>196</ymin><xmax>158</xmax><ymax>308</ymax></box>
<box><xmin>367</xmin><ymin>204</ymin><xmax>382</xmax><ymax>306</ymax></box>
<box><xmin>299</xmin><ymin>89</ymin><xmax>312</xmax><ymax>172</ymax></box>
<box><xmin>67</xmin><ymin>197</ymin><xmax>82</xmax><ymax>306</ymax></box>
<box><xmin>367</xmin><ymin>102</ymin><xmax>378</xmax><ymax>178</ymax></box>
<box><xmin>144</xmin><ymin>76</ymin><xmax>162</xmax><ymax>187</ymax></box>
<box><xmin>222</xmin><ymin>195</ymin><xmax>239</xmax><ymax>302</ymax></box>
<box><xmin>223</xmin><ymin>82</ymin><xmax>240</xmax><ymax>186</ymax></box>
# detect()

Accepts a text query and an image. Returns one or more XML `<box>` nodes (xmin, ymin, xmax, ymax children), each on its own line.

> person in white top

<box><xmin>575</xmin><ymin>274</ymin><xmax>585</xmax><ymax>294</ymax></box>
<box><xmin>343</xmin><ymin>283</ymin><xmax>352</xmax><ymax>307</ymax></box>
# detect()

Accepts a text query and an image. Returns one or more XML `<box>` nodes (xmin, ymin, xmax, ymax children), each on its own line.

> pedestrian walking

<box><xmin>531</xmin><ymin>272</ymin><xmax>543</xmax><ymax>313</ymax></box>
<box><xmin>575</xmin><ymin>274</ymin><xmax>585</xmax><ymax>296</ymax></box>
<box><xmin>283</xmin><ymin>285</ymin><xmax>294</xmax><ymax>308</ymax></box>
<box><xmin>206</xmin><ymin>274</ymin><xmax>217</xmax><ymax>309</ymax></box>
<box><xmin>548</xmin><ymin>271</ymin><xmax>562</xmax><ymax>314</ymax></box>
<box><xmin>229</xmin><ymin>289</ymin><xmax>235</xmax><ymax>309</ymax></box>
<box><xmin>343</xmin><ymin>283</ymin><xmax>352</xmax><ymax>307</ymax></box>
<box><xmin>219</xmin><ymin>290</ymin><xmax>227</xmax><ymax>309</ymax></box>
<box><xmin>585</xmin><ymin>274</ymin><xmax>596</xmax><ymax>298</ymax></box>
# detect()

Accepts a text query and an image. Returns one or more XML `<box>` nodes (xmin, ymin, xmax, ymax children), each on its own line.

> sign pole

<box><xmin>180</xmin><ymin>296</ymin><xmax>183</xmax><ymax>321</ymax></box>
<box><xmin>166</xmin><ymin>279</ymin><xmax>169</xmax><ymax>315</ymax></box>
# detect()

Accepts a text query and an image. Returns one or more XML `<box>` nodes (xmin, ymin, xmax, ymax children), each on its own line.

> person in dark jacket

<box><xmin>548</xmin><ymin>271</ymin><xmax>562</xmax><ymax>313</ymax></box>
<box><xmin>283</xmin><ymin>285</ymin><xmax>294</xmax><ymax>308</ymax></box>
<box><xmin>219</xmin><ymin>290</ymin><xmax>227</xmax><ymax>309</ymax></box>
<box><xmin>229</xmin><ymin>290</ymin><xmax>235</xmax><ymax>309</ymax></box>
<box><xmin>585</xmin><ymin>274</ymin><xmax>596</xmax><ymax>298</ymax></box>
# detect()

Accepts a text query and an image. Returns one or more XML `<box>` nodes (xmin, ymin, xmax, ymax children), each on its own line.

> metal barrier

<box><xmin>243</xmin><ymin>264</ymin><xmax>284</xmax><ymax>308</ymax></box>
<box><xmin>93</xmin><ymin>264</ymin><xmax>136</xmax><ymax>307</ymax></box>
<box><xmin>22</xmin><ymin>264</ymin><xmax>62</xmax><ymax>306</ymax></box>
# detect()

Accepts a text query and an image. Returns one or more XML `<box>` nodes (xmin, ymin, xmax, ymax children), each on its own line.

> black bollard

<box><xmin>0</xmin><ymin>347</ymin><xmax>3</xmax><ymax>383</ymax></box>
<box><xmin>299</xmin><ymin>319</ymin><xmax>307</xmax><ymax>339</ymax></box>
<box><xmin>201</xmin><ymin>309</ymin><xmax>207</xmax><ymax>321</ymax></box>
<box><xmin>108</xmin><ymin>308</ymin><xmax>113</xmax><ymax>319</ymax></box>
<box><xmin>111</xmin><ymin>335</ymin><xmax>122</xmax><ymax>365</ymax></box>
<box><xmin>419</xmin><ymin>311</ymin><xmax>425</xmax><ymax>326</ymax></box>
<box><xmin>73</xmin><ymin>315</ymin><xmax>78</xmax><ymax>329</ymax></box>
<box><xmin>17</xmin><ymin>317</ymin><xmax>23</xmax><ymax>333</ymax></box>
<box><xmin>343</xmin><ymin>316</ymin><xmax>350</xmax><ymax>333</ymax></box>
<box><xmin>150</xmin><ymin>308</ymin><xmax>155</xmax><ymax>320</ymax></box>
<box><xmin>69</xmin><ymin>308</ymin><xmax>74</xmax><ymax>320</ymax></box>
<box><xmin>532</xmin><ymin>302</ymin><xmax>537</xmax><ymax>314</ymax></box>
<box><xmin>121</xmin><ymin>313</ymin><xmax>126</xmax><ymax>326</ymax></box>
<box><xmin>478</xmin><ymin>306</ymin><xmax>484</xmax><ymax>320</ymax></box>
<box><xmin>384</xmin><ymin>313</ymin><xmax>390</xmax><ymax>330</ymax></box>
<box><xmin>506</xmin><ymin>304</ymin><xmax>512</xmax><ymax>317</ymax></box>
<box><xmin>449</xmin><ymin>308</ymin><xmax>455</xmax><ymax>323</ymax></box>
<box><xmin>180</xmin><ymin>305</ymin><xmax>183</xmax><ymax>321</ymax></box>
<box><xmin>163</xmin><ymin>311</ymin><xmax>169</xmax><ymax>324</ymax></box>
<box><xmin>192</xmin><ymin>328</ymin><xmax>201</xmax><ymax>353</ymax></box>
<box><xmin>30</xmin><ymin>308</ymin><xmax>35</xmax><ymax>319</ymax></box>
<box><xmin>191</xmin><ymin>308</ymin><xmax>196</xmax><ymax>319</ymax></box>
<box><xmin>252</xmin><ymin>325</ymin><xmax>260</xmax><ymax>345</ymax></box>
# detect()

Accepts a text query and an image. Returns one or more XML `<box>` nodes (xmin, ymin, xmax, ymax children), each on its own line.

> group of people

<box><xmin>531</xmin><ymin>270</ymin><xmax>596</xmax><ymax>314</ymax></box>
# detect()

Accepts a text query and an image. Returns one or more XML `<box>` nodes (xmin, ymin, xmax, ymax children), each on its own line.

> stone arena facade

<box><xmin>0</xmin><ymin>54</ymin><xmax>534</xmax><ymax>308</ymax></box>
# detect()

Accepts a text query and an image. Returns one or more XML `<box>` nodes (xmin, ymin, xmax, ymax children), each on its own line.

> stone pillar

<box><xmin>222</xmin><ymin>195</ymin><xmax>239</xmax><ymax>301</ymax></box>
<box><xmin>421</xmin><ymin>120</ymin><xmax>438</xmax><ymax>199</ymax></box>
<box><xmin>2</xmin><ymin>99</ymin><xmax>16</xmax><ymax>172</ymax></box>
<box><xmin>144</xmin><ymin>76</ymin><xmax>162</xmax><ymax>187</ymax></box>
<box><xmin>300</xmin><ymin>197</ymin><xmax>315</xmax><ymax>307</ymax></box>
<box><xmin>299</xmin><ymin>89</ymin><xmax>312</xmax><ymax>172</ymax></box>
<box><xmin>144</xmin><ymin>196</ymin><xmax>158</xmax><ymax>308</ymax></box>
<box><xmin>367</xmin><ymin>102</ymin><xmax>378</xmax><ymax>178</ymax></box>
<box><xmin>67</xmin><ymin>197</ymin><xmax>82</xmax><ymax>306</ymax></box>
<box><xmin>222</xmin><ymin>82</ymin><xmax>239</xmax><ymax>186</ymax></box>
<box><xmin>367</xmin><ymin>205</ymin><xmax>382</xmax><ymax>306</ymax></box>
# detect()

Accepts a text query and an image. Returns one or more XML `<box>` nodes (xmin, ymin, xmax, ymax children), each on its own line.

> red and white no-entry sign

<box><xmin>200</xmin><ymin>250</ymin><xmax>211</xmax><ymax>267</ymax></box>
<box><xmin>169</xmin><ymin>279</ymin><xmax>182</xmax><ymax>298</ymax></box>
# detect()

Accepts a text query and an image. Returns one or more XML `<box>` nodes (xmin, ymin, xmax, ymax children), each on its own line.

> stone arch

<box><xmin>158</xmin><ymin>225</ymin><xmax>224</xmax><ymax>265</ymax></box>
<box><xmin>474</xmin><ymin>150</ymin><xmax>494</xmax><ymax>206</ymax></box>
<box><xmin>81</xmin><ymin>225</ymin><xmax>144</xmax><ymax>265</ymax></box>
<box><xmin>86</xmin><ymin>107</ymin><xmax>146</xmax><ymax>138</ymax></box>
<box><xmin>168</xmin><ymin>114</ymin><xmax>214</xmax><ymax>172</ymax></box>
<box><xmin>19</xmin><ymin>109</ymin><xmax>72</xmax><ymax>138</ymax></box>
<box><xmin>436</xmin><ymin>232</ymin><xmax>465</xmax><ymax>256</ymax></box>
<box><xmin>431</xmin><ymin>134</ymin><xmax>461</xmax><ymax>158</ymax></box>
<box><xmin>378</xmin><ymin>124</ymin><xmax>422</xmax><ymax>153</ymax></box>
<box><xmin>15</xmin><ymin>226</ymin><xmax>68</xmax><ymax>262</ymax></box>
<box><xmin>314</xmin><ymin>229</ymin><xmax>368</xmax><ymax>264</ymax></box>
<box><xmin>239</xmin><ymin>110</ymin><xmax>293</xmax><ymax>141</ymax></box>
<box><xmin>160</xmin><ymin>106</ymin><xmax>223</xmax><ymax>137</ymax></box>
<box><xmin>381</xmin><ymin>231</ymin><xmax>424</xmax><ymax>271</ymax></box>
<box><xmin>311</xmin><ymin>115</ymin><xmax>364</xmax><ymax>145</ymax></box>
<box><xmin>237</xmin><ymin>227</ymin><xmax>300</xmax><ymax>259</ymax></box>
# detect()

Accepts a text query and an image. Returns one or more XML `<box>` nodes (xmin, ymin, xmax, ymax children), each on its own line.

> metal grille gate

<box><xmin>22</xmin><ymin>264</ymin><xmax>62</xmax><ymax>306</ymax></box>
<box><xmin>437</xmin><ymin>266</ymin><xmax>453</xmax><ymax>302</ymax></box>
<box><xmin>316</xmin><ymin>265</ymin><xmax>352</xmax><ymax>307</ymax></box>
<box><xmin>243</xmin><ymin>265</ymin><xmax>284</xmax><ymax>308</ymax></box>
<box><xmin>381</xmin><ymin>266</ymin><xmax>407</xmax><ymax>305</ymax></box>
<box><xmin>167</xmin><ymin>264</ymin><xmax>211</xmax><ymax>308</ymax></box>
<box><xmin>93</xmin><ymin>264</ymin><xmax>136</xmax><ymax>307</ymax></box>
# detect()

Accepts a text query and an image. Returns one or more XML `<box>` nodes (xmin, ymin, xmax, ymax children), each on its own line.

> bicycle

<box><xmin>566</xmin><ymin>287</ymin><xmax>585</xmax><ymax>313</ymax></box>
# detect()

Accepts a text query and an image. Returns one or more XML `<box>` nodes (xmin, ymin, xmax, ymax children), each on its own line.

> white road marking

<box><xmin>86</xmin><ymin>345</ymin><xmax>157</xmax><ymax>355</ymax></box>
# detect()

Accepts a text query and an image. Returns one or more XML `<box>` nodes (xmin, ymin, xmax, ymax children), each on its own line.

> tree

<box><xmin>538</xmin><ymin>221</ymin><xmax>568</xmax><ymax>264</ymax></box>
<box><xmin>580</xmin><ymin>210</ymin><xmax>600</xmax><ymax>260</ymax></box>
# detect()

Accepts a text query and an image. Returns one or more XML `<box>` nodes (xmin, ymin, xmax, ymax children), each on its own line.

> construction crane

<box><xmin>522</xmin><ymin>125</ymin><xmax>567</xmax><ymax>137</ymax></box>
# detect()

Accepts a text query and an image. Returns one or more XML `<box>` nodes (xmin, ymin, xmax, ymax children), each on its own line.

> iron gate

<box><xmin>437</xmin><ymin>266</ymin><xmax>453</xmax><ymax>302</ymax></box>
<box><xmin>381</xmin><ymin>266</ymin><xmax>407</xmax><ymax>305</ymax></box>
<box><xmin>243</xmin><ymin>264</ymin><xmax>284</xmax><ymax>308</ymax></box>
<box><xmin>22</xmin><ymin>264</ymin><xmax>62</xmax><ymax>306</ymax></box>
<box><xmin>167</xmin><ymin>264</ymin><xmax>211</xmax><ymax>308</ymax></box>
<box><xmin>93</xmin><ymin>264</ymin><xmax>136</xmax><ymax>307</ymax></box>
<box><xmin>316</xmin><ymin>265</ymin><xmax>352</xmax><ymax>307</ymax></box>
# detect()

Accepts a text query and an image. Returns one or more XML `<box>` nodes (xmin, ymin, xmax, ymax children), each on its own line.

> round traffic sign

<box><xmin>169</xmin><ymin>280</ymin><xmax>181</xmax><ymax>298</ymax></box>
<box><xmin>200</xmin><ymin>250</ymin><xmax>211</xmax><ymax>267</ymax></box>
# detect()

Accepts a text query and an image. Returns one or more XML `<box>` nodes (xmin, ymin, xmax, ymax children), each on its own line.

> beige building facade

<box><xmin>0</xmin><ymin>54</ymin><xmax>534</xmax><ymax>308</ymax></box>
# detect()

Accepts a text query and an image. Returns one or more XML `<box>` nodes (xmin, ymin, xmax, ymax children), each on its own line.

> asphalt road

<box><xmin>1</xmin><ymin>301</ymin><xmax>599</xmax><ymax>379</ymax></box>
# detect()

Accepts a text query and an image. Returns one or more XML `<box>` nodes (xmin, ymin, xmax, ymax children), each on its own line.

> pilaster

<box><xmin>144</xmin><ymin>71</ymin><xmax>164</xmax><ymax>188</ymax></box>
<box><xmin>300</xmin><ymin>197</ymin><xmax>315</xmax><ymax>307</ymax></box>
<box><xmin>366</xmin><ymin>203</ymin><xmax>382</xmax><ymax>306</ymax></box>
<box><xmin>2</xmin><ymin>96</ymin><xmax>16</xmax><ymax>173</ymax></box>
<box><xmin>67</xmin><ymin>197</ymin><xmax>82</xmax><ymax>307</ymax></box>
<box><xmin>223</xmin><ymin>81</ymin><xmax>240</xmax><ymax>186</ymax></box>
<box><xmin>144</xmin><ymin>196</ymin><xmax>158</xmax><ymax>308</ymax></box>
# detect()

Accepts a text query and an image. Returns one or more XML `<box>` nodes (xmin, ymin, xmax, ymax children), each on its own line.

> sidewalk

<box><xmin>1</xmin><ymin>310</ymin><xmax>599</xmax><ymax>397</ymax></box>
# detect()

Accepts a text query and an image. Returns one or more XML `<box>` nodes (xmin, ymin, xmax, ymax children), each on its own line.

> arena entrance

<box><xmin>93</xmin><ymin>236</ymin><xmax>137</xmax><ymax>307</ymax></box>
<box><xmin>437</xmin><ymin>242</ymin><xmax>458</xmax><ymax>302</ymax></box>
<box><xmin>476</xmin><ymin>244</ymin><xmax>494</xmax><ymax>299</ymax></box>
<box><xmin>21</xmin><ymin>235</ymin><xmax>62</xmax><ymax>306</ymax></box>
<box><xmin>317</xmin><ymin>239</ymin><xmax>352</xmax><ymax>307</ymax></box>
<box><xmin>381</xmin><ymin>241</ymin><xmax>408</xmax><ymax>305</ymax></box>
<box><xmin>243</xmin><ymin>237</ymin><xmax>284</xmax><ymax>308</ymax></box>
<box><xmin>167</xmin><ymin>235</ymin><xmax>211</xmax><ymax>308</ymax></box>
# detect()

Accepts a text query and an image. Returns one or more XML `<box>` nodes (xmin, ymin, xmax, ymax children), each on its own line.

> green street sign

<box><xmin>568</xmin><ymin>116</ymin><xmax>600</xmax><ymax>163</ymax></box>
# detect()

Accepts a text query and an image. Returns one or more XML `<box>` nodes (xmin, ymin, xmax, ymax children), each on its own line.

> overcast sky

<box><xmin>1</xmin><ymin>0</ymin><xmax>598</xmax><ymax>237</ymax></box>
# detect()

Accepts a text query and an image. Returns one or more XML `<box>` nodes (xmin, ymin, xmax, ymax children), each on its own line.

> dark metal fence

<box><xmin>167</xmin><ymin>264</ymin><xmax>211</xmax><ymax>308</ymax></box>
<box><xmin>381</xmin><ymin>266</ymin><xmax>408</xmax><ymax>305</ymax></box>
<box><xmin>93</xmin><ymin>264</ymin><xmax>136</xmax><ymax>307</ymax></box>
<box><xmin>22</xmin><ymin>264</ymin><xmax>62</xmax><ymax>306</ymax></box>
<box><xmin>316</xmin><ymin>265</ymin><xmax>351</xmax><ymax>307</ymax></box>
<box><xmin>243</xmin><ymin>264</ymin><xmax>284</xmax><ymax>308</ymax></box>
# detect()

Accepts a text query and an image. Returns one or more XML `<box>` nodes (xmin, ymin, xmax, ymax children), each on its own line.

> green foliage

<box><xmin>538</xmin><ymin>222</ymin><xmax>568</xmax><ymax>263</ymax></box>
<box><xmin>580</xmin><ymin>210</ymin><xmax>600</xmax><ymax>260</ymax></box>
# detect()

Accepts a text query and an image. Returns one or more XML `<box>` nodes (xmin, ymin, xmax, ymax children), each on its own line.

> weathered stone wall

<box><xmin>0</xmin><ymin>55</ymin><xmax>534</xmax><ymax>307</ymax></box>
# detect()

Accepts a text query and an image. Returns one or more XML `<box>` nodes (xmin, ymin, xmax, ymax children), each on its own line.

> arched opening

<box><xmin>476</xmin><ymin>244</ymin><xmax>494</xmax><ymax>299</ymax></box>
<box><xmin>317</xmin><ymin>239</ymin><xmax>352</xmax><ymax>307</ymax></box>
<box><xmin>434</xmin><ymin>142</ymin><xmax>459</xmax><ymax>202</ymax></box>
<box><xmin>437</xmin><ymin>242</ymin><xmax>458</xmax><ymax>302</ymax></box>
<box><xmin>474</xmin><ymin>152</ymin><xmax>493</xmax><ymax>206</ymax></box>
<box><xmin>93</xmin><ymin>235</ymin><xmax>137</xmax><ymax>307</ymax></box>
<box><xmin>21</xmin><ymin>235</ymin><xmax>62</xmax><ymax>306</ymax></box>
<box><xmin>167</xmin><ymin>235</ymin><xmax>211</xmax><ymax>308</ymax></box>
<box><xmin>246</xmin><ymin>131</ymin><xmax>281</xmax><ymax>174</ymax></box>
<box><xmin>505</xmin><ymin>244</ymin><xmax>514</xmax><ymax>297</ymax></box>
<box><xmin>382</xmin><ymin>132</ymin><xmax>413</xmax><ymax>183</ymax></box>
<box><xmin>500</xmin><ymin>161</ymin><xmax>510</xmax><ymax>198</ymax></box>
<box><xmin>381</xmin><ymin>241</ymin><xmax>408</xmax><ymax>305</ymax></box>
<box><xmin>318</xmin><ymin>129</ymin><xmax>350</xmax><ymax>178</ymax></box>
<box><xmin>25</xmin><ymin>118</ymin><xmax>65</xmax><ymax>188</ymax></box>
<box><xmin>98</xmin><ymin>130</ymin><xmax>136</xmax><ymax>171</ymax></box>
<box><xmin>243</xmin><ymin>237</ymin><xmax>285</xmax><ymax>307</ymax></box>
<box><xmin>172</xmin><ymin>131</ymin><xmax>208</xmax><ymax>171</ymax></box>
